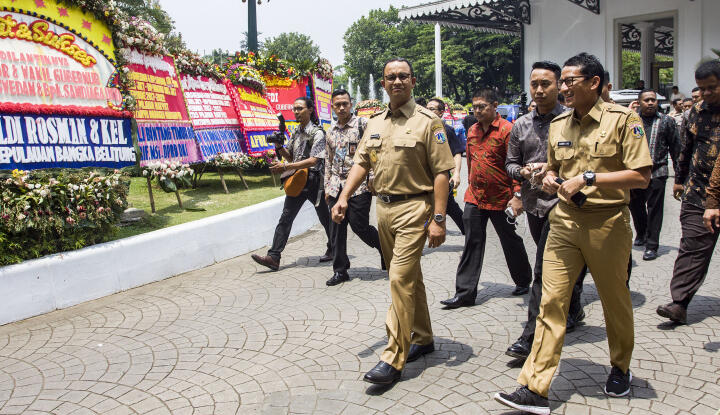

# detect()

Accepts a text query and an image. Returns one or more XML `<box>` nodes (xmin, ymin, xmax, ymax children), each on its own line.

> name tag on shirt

<box><xmin>370</xmin><ymin>134</ymin><xmax>381</xmax><ymax>139</ymax></box>
<box><xmin>558</xmin><ymin>141</ymin><xmax>572</xmax><ymax>147</ymax></box>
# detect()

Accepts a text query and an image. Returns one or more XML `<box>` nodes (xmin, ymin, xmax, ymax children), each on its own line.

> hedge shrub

<box><xmin>0</xmin><ymin>169</ymin><xmax>129</xmax><ymax>266</ymax></box>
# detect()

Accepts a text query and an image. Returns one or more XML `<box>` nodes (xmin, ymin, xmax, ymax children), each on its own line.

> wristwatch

<box><xmin>433</xmin><ymin>213</ymin><xmax>446</xmax><ymax>224</ymax></box>
<box><xmin>513</xmin><ymin>192</ymin><xmax>522</xmax><ymax>199</ymax></box>
<box><xmin>583</xmin><ymin>170</ymin><xmax>596</xmax><ymax>186</ymax></box>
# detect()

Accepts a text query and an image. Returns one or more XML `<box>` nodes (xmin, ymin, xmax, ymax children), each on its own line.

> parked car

<box><xmin>609</xmin><ymin>89</ymin><xmax>667</xmax><ymax>111</ymax></box>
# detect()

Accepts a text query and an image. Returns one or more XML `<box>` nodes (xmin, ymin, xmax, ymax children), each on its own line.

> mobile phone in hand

<box><xmin>554</xmin><ymin>177</ymin><xmax>588</xmax><ymax>207</ymax></box>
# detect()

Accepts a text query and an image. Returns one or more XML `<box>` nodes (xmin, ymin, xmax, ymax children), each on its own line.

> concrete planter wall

<box><xmin>0</xmin><ymin>195</ymin><xmax>318</xmax><ymax>326</ymax></box>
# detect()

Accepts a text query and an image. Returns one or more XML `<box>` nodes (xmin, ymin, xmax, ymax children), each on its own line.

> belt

<box><xmin>376</xmin><ymin>192</ymin><xmax>428</xmax><ymax>204</ymax></box>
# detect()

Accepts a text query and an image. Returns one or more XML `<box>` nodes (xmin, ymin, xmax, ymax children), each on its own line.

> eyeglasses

<box><xmin>384</xmin><ymin>73</ymin><xmax>411</xmax><ymax>82</ymax></box>
<box><xmin>558</xmin><ymin>76</ymin><xmax>588</xmax><ymax>87</ymax></box>
<box><xmin>292</xmin><ymin>106</ymin><xmax>307</xmax><ymax>112</ymax></box>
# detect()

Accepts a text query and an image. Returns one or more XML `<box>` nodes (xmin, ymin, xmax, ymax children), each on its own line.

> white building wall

<box><xmin>524</xmin><ymin>0</ymin><xmax>716</xmax><ymax>96</ymax></box>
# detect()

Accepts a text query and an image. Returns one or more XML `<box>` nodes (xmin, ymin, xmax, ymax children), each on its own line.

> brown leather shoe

<box><xmin>251</xmin><ymin>254</ymin><xmax>279</xmax><ymax>271</ymax></box>
<box><xmin>656</xmin><ymin>302</ymin><xmax>687</xmax><ymax>324</ymax></box>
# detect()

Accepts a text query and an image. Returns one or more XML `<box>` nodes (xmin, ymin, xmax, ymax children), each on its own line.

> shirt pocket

<box><xmin>590</xmin><ymin>143</ymin><xmax>617</xmax><ymax>158</ymax></box>
<box><xmin>553</xmin><ymin>144</ymin><xmax>575</xmax><ymax>160</ymax></box>
<box><xmin>392</xmin><ymin>137</ymin><xmax>418</xmax><ymax>163</ymax></box>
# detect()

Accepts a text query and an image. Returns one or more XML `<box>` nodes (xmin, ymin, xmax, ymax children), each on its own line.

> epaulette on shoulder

<box><xmin>369</xmin><ymin>108</ymin><xmax>387</xmax><ymax>118</ymax></box>
<box><xmin>551</xmin><ymin>110</ymin><xmax>572</xmax><ymax>123</ymax></box>
<box><xmin>605</xmin><ymin>102</ymin><xmax>632</xmax><ymax>114</ymax></box>
<box><xmin>417</xmin><ymin>106</ymin><xmax>436</xmax><ymax>118</ymax></box>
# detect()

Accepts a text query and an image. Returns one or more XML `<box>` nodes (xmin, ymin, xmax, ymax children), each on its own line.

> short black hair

<box><xmin>603</xmin><ymin>71</ymin><xmax>611</xmax><ymax>87</ymax></box>
<box><xmin>563</xmin><ymin>52</ymin><xmax>605</xmax><ymax>96</ymax></box>
<box><xmin>531</xmin><ymin>61</ymin><xmax>561</xmax><ymax>81</ymax></box>
<box><xmin>472</xmin><ymin>88</ymin><xmax>498</xmax><ymax>104</ymax></box>
<box><xmin>692</xmin><ymin>87</ymin><xmax>700</xmax><ymax>93</ymax></box>
<box><xmin>637</xmin><ymin>89</ymin><xmax>657</xmax><ymax>100</ymax></box>
<box><xmin>414</xmin><ymin>97</ymin><xmax>427</xmax><ymax>107</ymax></box>
<box><xmin>695</xmin><ymin>60</ymin><xmax>720</xmax><ymax>80</ymax></box>
<box><xmin>672</xmin><ymin>85</ymin><xmax>679</xmax><ymax>90</ymax></box>
<box><xmin>683</xmin><ymin>97</ymin><xmax>693</xmax><ymax>103</ymax></box>
<box><xmin>331</xmin><ymin>89</ymin><xmax>351</xmax><ymax>100</ymax></box>
<box><xmin>382</xmin><ymin>58</ymin><xmax>415</xmax><ymax>78</ymax></box>
<box><xmin>672</xmin><ymin>98</ymin><xmax>682</xmax><ymax>105</ymax></box>
<box><xmin>427</xmin><ymin>98</ymin><xmax>445</xmax><ymax>112</ymax></box>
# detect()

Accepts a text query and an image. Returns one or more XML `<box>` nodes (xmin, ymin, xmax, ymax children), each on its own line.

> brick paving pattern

<box><xmin>0</xmin><ymin>167</ymin><xmax>718</xmax><ymax>414</ymax></box>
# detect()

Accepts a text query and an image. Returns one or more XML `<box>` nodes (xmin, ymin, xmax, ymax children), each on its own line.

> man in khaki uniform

<box><xmin>331</xmin><ymin>58</ymin><xmax>455</xmax><ymax>385</ymax></box>
<box><xmin>495</xmin><ymin>53</ymin><xmax>652</xmax><ymax>415</ymax></box>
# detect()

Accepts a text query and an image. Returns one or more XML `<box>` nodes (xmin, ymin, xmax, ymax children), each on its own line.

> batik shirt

<box><xmin>324</xmin><ymin>115</ymin><xmax>370</xmax><ymax>198</ymax></box>
<box><xmin>464</xmin><ymin>114</ymin><xmax>520</xmax><ymax>210</ymax></box>
<box><xmin>639</xmin><ymin>111</ymin><xmax>680</xmax><ymax>179</ymax></box>
<box><xmin>286</xmin><ymin>122</ymin><xmax>326</xmax><ymax>172</ymax></box>
<box><xmin>676</xmin><ymin>101</ymin><xmax>720</xmax><ymax>209</ymax></box>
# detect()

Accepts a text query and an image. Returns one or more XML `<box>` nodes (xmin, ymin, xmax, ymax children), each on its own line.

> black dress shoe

<box><xmin>406</xmin><ymin>342</ymin><xmax>434</xmax><ymax>363</ymax></box>
<box><xmin>326</xmin><ymin>272</ymin><xmax>349</xmax><ymax>286</ymax></box>
<box><xmin>566</xmin><ymin>309</ymin><xmax>585</xmax><ymax>333</ymax></box>
<box><xmin>319</xmin><ymin>250</ymin><xmax>333</xmax><ymax>262</ymax></box>
<box><xmin>505</xmin><ymin>337</ymin><xmax>531</xmax><ymax>359</ymax></box>
<box><xmin>633</xmin><ymin>238</ymin><xmax>646</xmax><ymax>246</ymax></box>
<box><xmin>512</xmin><ymin>286</ymin><xmax>530</xmax><ymax>296</ymax></box>
<box><xmin>566</xmin><ymin>313</ymin><xmax>577</xmax><ymax>333</ymax></box>
<box><xmin>643</xmin><ymin>249</ymin><xmax>658</xmax><ymax>261</ymax></box>
<box><xmin>440</xmin><ymin>295</ymin><xmax>474</xmax><ymax>309</ymax></box>
<box><xmin>363</xmin><ymin>361</ymin><xmax>401</xmax><ymax>385</ymax></box>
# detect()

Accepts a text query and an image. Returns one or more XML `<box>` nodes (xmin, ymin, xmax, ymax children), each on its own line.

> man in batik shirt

<box><xmin>324</xmin><ymin>89</ymin><xmax>383</xmax><ymax>286</ymax></box>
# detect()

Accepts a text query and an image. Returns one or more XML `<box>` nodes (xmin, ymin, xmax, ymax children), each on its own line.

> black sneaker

<box><xmin>604</xmin><ymin>366</ymin><xmax>632</xmax><ymax>397</ymax></box>
<box><xmin>494</xmin><ymin>386</ymin><xmax>550</xmax><ymax>415</ymax></box>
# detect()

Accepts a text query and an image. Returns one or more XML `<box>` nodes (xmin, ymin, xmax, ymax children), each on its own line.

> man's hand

<box><xmin>507</xmin><ymin>196</ymin><xmax>523</xmax><ymax>216</ymax></box>
<box><xmin>269</xmin><ymin>162</ymin><xmax>286</xmax><ymax>174</ymax></box>
<box><xmin>673</xmin><ymin>184</ymin><xmax>684</xmax><ymax>201</ymax></box>
<box><xmin>542</xmin><ymin>171</ymin><xmax>560</xmax><ymax>194</ymax></box>
<box><xmin>331</xmin><ymin>197</ymin><xmax>348</xmax><ymax>223</ymax></box>
<box><xmin>558</xmin><ymin>175</ymin><xmax>585</xmax><ymax>200</ymax></box>
<box><xmin>427</xmin><ymin>220</ymin><xmax>446</xmax><ymax>248</ymax></box>
<box><xmin>450</xmin><ymin>174</ymin><xmax>460</xmax><ymax>189</ymax></box>
<box><xmin>703</xmin><ymin>209</ymin><xmax>720</xmax><ymax>233</ymax></box>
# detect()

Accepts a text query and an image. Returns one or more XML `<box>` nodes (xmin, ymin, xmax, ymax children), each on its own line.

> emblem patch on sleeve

<box><xmin>627</xmin><ymin>114</ymin><xmax>645</xmax><ymax>139</ymax></box>
<box><xmin>631</xmin><ymin>123</ymin><xmax>645</xmax><ymax>138</ymax></box>
<box><xmin>434</xmin><ymin>130</ymin><xmax>447</xmax><ymax>144</ymax></box>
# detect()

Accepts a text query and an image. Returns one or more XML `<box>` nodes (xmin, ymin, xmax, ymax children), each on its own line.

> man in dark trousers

<box><xmin>251</xmin><ymin>97</ymin><xmax>332</xmax><ymax>271</ymax></box>
<box><xmin>426</xmin><ymin>98</ymin><xmax>465</xmax><ymax>235</ymax></box>
<box><xmin>440</xmin><ymin>88</ymin><xmax>533</xmax><ymax>309</ymax></box>
<box><xmin>658</xmin><ymin>60</ymin><xmax>720</xmax><ymax>325</ymax></box>
<box><xmin>504</xmin><ymin>61</ymin><xmax>587</xmax><ymax>360</ymax></box>
<box><xmin>629</xmin><ymin>89</ymin><xmax>680</xmax><ymax>261</ymax></box>
<box><xmin>324</xmin><ymin>89</ymin><xmax>383</xmax><ymax>286</ymax></box>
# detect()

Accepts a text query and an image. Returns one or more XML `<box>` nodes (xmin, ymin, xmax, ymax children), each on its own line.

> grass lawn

<box><xmin>113</xmin><ymin>170</ymin><xmax>284</xmax><ymax>240</ymax></box>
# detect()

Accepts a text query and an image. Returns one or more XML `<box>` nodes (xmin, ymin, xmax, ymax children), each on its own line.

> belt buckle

<box><xmin>378</xmin><ymin>194</ymin><xmax>391</xmax><ymax>203</ymax></box>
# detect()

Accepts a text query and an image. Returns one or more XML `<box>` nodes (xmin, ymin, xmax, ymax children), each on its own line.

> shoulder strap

<box><xmin>302</xmin><ymin>124</ymin><xmax>323</xmax><ymax>159</ymax></box>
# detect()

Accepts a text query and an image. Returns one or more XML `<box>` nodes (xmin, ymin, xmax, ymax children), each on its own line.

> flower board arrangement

<box><xmin>142</xmin><ymin>161</ymin><xmax>194</xmax><ymax>193</ymax></box>
<box><xmin>0</xmin><ymin>169</ymin><xmax>129</xmax><ymax>265</ymax></box>
<box><xmin>223</xmin><ymin>63</ymin><xmax>267</xmax><ymax>94</ymax></box>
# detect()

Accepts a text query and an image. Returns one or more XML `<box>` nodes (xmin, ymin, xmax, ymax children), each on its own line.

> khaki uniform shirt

<box><xmin>354</xmin><ymin>99</ymin><xmax>455</xmax><ymax>195</ymax></box>
<box><xmin>547</xmin><ymin>97</ymin><xmax>653</xmax><ymax>208</ymax></box>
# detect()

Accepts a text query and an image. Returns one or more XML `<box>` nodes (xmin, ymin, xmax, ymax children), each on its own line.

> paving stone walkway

<box><xmin>0</xmin><ymin>167</ymin><xmax>719</xmax><ymax>414</ymax></box>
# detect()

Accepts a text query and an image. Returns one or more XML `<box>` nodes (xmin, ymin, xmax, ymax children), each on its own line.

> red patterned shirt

<box><xmin>464</xmin><ymin>114</ymin><xmax>520</xmax><ymax>210</ymax></box>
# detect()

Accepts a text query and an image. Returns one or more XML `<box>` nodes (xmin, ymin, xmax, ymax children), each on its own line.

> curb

<box><xmin>0</xmin><ymin>195</ymin><xmax>318</xmax><ymax>326</ymax></box>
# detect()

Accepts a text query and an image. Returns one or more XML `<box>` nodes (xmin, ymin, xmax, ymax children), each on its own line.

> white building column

<box><xmin>635</xmin><ymin>22</ymin><xmax>655</xmax><ymax>88</ymax></box>
<box><xmin>435</xmin><ymin>23</ymin><xmax>442</xmax><ymax>97</ymax></box>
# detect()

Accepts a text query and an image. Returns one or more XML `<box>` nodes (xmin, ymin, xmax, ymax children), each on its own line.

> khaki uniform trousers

<box><xmin>518</xmin><ymin>202</ymin><xmax>634</xmax><ymax>397</ymax></box>
<box><xmin>377</xmin><ymin>195</ymin><xmax>433</xmax><ymax>371</ymax></box>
